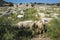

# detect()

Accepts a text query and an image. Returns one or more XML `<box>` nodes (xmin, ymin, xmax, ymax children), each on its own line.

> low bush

<box><xmin>46</xmin><ymin>18</ymin><xmax>60</xmax><ymax>40</ymax></box>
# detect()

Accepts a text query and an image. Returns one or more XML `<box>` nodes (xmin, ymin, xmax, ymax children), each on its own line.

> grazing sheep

<box><xmin>16</xmin><ymin>20</ymin><xmax>35</xmax><ymax>29</ymax></box>
<box><xmin>35</xmin><ymin>21</ymin><xmax>47</xmax><ymax>34</ymax></box>
<box><xmin>16</xmin><ymin>20</ymin><xmax>47</xmax><ymax>36</ymax></box>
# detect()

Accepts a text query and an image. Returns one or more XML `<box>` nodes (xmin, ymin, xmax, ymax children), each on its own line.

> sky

<box><xmin>4</xmin><ymin>0</ymin><xmax>60</xmax><ymax>4</ymax></box>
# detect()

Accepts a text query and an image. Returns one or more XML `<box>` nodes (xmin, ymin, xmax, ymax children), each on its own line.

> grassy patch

<box><xmin>46</xmin><ymin>18</ymin><xmax>60</xmax><ymax>40</ymax></box>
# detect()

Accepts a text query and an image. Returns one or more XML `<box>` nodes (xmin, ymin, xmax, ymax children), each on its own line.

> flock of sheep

<box><xmin>16</xmin><ymin>20</ymin><xmax>47</xmax><ymax>35</ymax></box>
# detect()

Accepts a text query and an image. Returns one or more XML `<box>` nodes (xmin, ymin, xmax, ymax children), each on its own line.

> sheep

<box><xmin>35</xmin><ymin>21</ymin><xmax>47</xmax><ymax>34</ymax></box>
<box><xmin>16</xmin><ymin>20</ymin><xmax>47</xmax><ymax>36</ymax></box>
<box><xmin>16</xmin><ymin>20</ymin><xmax>35</xmax><ymax>29</ymax></box>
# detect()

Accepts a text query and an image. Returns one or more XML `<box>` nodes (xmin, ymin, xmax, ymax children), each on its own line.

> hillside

<box><xmin>0</xmin><ymin>0</ymin><xmax>13</xmax><ymax>7</ymax></box>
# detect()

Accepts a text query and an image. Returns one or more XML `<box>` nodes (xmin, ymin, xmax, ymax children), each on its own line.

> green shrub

<box><xmin>46</xmin><ymin>18</ymin><xmax>60</xmax><ymax>40</ymax></box>
<box><xmin>0</xmin><ymin>16</ymin><xmax>39</xmax><ymax>40</ymax></box>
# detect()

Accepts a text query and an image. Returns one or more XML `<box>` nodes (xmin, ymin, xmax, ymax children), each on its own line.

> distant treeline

<box><xmin>0</xmin><ymin>0</ymin><xmax>60</xmax><ymax>7</ymax></box>
<box><xmin>20</xmin><ymin>2</ymin><xmax>60</xmax><ymax>6</ymax></box>
<box><xmin>46</xmin><ymin>3</ymin><xmax>60</xmax><ymax>6</ymax></box>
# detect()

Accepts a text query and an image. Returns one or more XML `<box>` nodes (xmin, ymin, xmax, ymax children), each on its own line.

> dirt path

<box><xmin>31</xmin><ymin>34</ymin><xmax>52</xmax><ymax>40</ymax></box>
<box><xmin>31</xmin><ymin>37</ymin><xmax>51</xmax><ymax>40</ymax></box>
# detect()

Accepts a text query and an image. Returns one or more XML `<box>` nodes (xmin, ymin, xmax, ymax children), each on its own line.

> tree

<box><xmin>9</xmin><ymin>2</ymin><xmax>13</xmax><ymax>6</ymax></box>
<box><xmin>56</xmin><ymin>3</ymin><xmax>60</xmax><ymax>6</ymax></box>
<box><xmin>20</xmin><ymin>3</ymin><xmax>22</xmax><ymax>5</ymax></box>
<box><xmin>34</xmin><ymin>2</ymin><xmax>37</xmax><ymax>4</ymax></box>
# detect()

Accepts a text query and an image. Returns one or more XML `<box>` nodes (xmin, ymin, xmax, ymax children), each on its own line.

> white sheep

<box><xmin>16</xmin><ymin>20</ymin><xmax>35</xmax><ymax>29</ymax></box>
